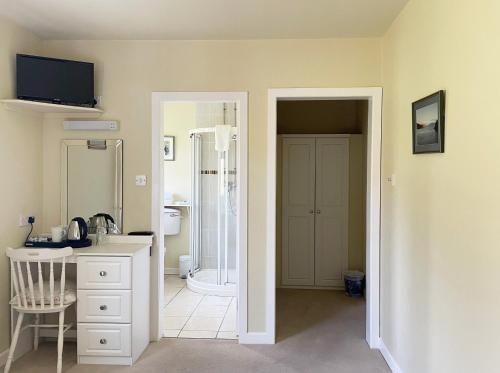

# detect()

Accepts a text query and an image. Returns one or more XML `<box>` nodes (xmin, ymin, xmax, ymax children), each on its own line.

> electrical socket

<box><xmin>19</xmin><ymin>214</ymin><xmax>35</xmax><ymax>227</ymax></box>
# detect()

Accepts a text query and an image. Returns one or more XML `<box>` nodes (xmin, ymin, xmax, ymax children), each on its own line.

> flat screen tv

<box><xmin>16</xmin><ymin>54</ymin><xmax>95</xmax><ymax>107</ymax></box>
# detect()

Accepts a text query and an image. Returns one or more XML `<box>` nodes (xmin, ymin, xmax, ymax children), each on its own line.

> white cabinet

<box><xmin>77</xmin><ymin>257</ymin><xmax>131</xmax><ymax>290</ymax></box>
<box><xmin>77</xmin><ymin>290</ymin><xmax>131</xmax><ymax>323</ymax></box>
<box><xmin>281</xmin><ymin>136</ymin><xmax>349</xmax><ymax>288</ymax></box>
<box><xmin>78</xmin><ymin>324</ymin><xmax>131</xmax><ymax>357</ymax></box>
<box><xmin>77</xmin><ymin>245</ymin><xmax>150</xmax><ymax>366</ymax></box>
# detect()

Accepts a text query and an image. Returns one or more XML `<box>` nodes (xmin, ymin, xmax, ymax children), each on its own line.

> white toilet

<box><xmin>164</xmin><ymin>208</ymin><xmax>181</xmax><ymax>235</ymax></box>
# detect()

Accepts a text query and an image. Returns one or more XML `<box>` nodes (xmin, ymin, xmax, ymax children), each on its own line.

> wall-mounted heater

<box><xmin>63</xmin><ymin>120</ymin><xmax>119</xmax><ymax>131</ymax></box>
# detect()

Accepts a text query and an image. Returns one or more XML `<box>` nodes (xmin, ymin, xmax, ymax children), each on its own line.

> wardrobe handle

<box><xmin>309</xmin><ymin>209</ymin><xmax>314</xmax><ymax>214</ymax></box>
<box><xmin>316</xmin><ymin>210</ymin><xmax>321</xmax><ymax>214</ymax></box>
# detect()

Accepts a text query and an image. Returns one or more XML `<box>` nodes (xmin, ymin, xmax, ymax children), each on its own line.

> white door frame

<box><xmin>151</xmin><ymin>92</ymin><xmax>248</xmax><ymax>342</ymax></box>
<box><xmin>267</xmin><ymin>88</ymin><xmax>382</xmax><ymax>347</ymax></box>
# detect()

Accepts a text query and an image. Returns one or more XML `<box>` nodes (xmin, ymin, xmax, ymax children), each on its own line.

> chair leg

<box><xmin>4</xmin><ymin>313</ymin><xmax>24</xmax><ymax>373</ymax></box>
<box><xmin>56</xmin><ymin>311</ymin><xmax>65</xmax><ymax>373</ymax></box>
<box><xmin>34</xmin><ymin>314</ymin><xmax>40</xmax><ymax>351</ymax></box>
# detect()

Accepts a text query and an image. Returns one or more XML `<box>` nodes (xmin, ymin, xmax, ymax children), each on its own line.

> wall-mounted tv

<box><xmin>16</xmin><ymin>54</ymin><xmax>95</xmax><ymax>107</ymax></box>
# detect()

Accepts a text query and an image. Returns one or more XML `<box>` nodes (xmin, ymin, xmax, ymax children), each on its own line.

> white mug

<box><xmin>51</xmin><ymin>226</ymin><xmax>64</xmax><ymax>243</ymax></box>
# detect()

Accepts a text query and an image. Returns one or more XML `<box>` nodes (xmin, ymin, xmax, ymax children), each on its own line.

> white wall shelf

<box><xmin>0</xmin><ymin>99</ymin><xmax>103</xmax><ymax>115</ymax></box>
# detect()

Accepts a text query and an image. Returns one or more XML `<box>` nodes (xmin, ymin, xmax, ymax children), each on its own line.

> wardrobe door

<box><xmin>314</xmin><ymin>138</ymin><xmax>349</xmax><ymax>287</ymax></box>
<box><xmin>282</xmin><ymin>138</ymin><xmax>316</xmax><ymax>286</ymax></box>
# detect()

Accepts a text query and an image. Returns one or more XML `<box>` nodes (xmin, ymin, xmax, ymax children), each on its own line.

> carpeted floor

<box><xmin>8</xmin><ymin>289</ymin><xmax>389</xmax><ymax>373</ymax></box>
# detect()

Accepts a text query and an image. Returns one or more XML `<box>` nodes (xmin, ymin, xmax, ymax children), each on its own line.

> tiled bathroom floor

<box><xmin>163</xmin><ymin>275</ymin><xmax>238</xmax><ymax>339</ymax></box>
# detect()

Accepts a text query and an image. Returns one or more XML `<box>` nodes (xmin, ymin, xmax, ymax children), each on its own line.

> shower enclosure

<box><xmin>188</xmin><ymin>126</ymin><xmax>237</xmax><ymax>296</ymax></box>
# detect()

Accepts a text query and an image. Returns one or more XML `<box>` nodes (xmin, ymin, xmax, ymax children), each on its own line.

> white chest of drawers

<box><xmin>76</xmin><ymin>243</ymin><xmax>150</xmax><ymax>366</ymax></box>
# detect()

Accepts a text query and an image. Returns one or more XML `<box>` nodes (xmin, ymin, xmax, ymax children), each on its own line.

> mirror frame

<box><xmin>61</xmin><ymin>139</ymin><xmax>123</xmax><ymax>230</ymax></box>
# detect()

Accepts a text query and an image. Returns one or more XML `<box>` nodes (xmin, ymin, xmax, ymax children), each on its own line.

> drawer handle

<box><xmin>99</xmin><ymin>338</ymin><xmax>107</xmax><ymax>345</ymax></box>
<box><xmin>99</xmin><ymin>305</ymin><xmax>107</xmax><ymax>311</ymax></box>
<box><xmin>99</xmin><ymin>271</ymin><xmax>107</xmax><ymax>277</ymax></box>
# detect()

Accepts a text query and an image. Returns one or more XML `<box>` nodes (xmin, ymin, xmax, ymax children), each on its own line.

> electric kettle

<box><xmin>88</xmin><ymin>213</ymin><xmax>120</xmax><ymax>234</ymax></box>
<box><xmin>67</xmin><ymin>217</ymin><xmax>88</xmax><ymax>241</ymax></box>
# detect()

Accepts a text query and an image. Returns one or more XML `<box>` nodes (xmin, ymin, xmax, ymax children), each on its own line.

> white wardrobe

<box><xmin>281</xmin><ymin>136</ymin><xmax>349</xmax><ymax>287</ymax></box>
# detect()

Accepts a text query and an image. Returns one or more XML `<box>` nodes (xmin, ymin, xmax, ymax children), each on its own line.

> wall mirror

<box><xmin>61</xmin><ymin>139</ymin><xmax>123</xmax><ymax>231</ymax></box>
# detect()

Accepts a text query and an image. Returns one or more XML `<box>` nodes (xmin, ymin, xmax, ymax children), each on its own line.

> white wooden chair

<box><xmin>5</xmin><ymin>247</ymin><xmax>75</xmax><ymax>373</ymax></box>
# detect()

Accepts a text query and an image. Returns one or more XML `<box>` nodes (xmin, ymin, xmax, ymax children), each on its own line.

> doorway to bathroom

<box><xmin>151</xmin><ymin>92</ymin><xmax>248</xmax><ymax>342</ymax></box>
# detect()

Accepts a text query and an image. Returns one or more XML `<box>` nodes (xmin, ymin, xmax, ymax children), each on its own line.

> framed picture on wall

<box><xmin>412</xmin><ymin>90</ymin><xmax>445</xmax><ymax>154</ymax></box>
<box><xmin>164</xmin><ymin>136</ymin><xmax>175</xmax><ymax>161</ymax></box>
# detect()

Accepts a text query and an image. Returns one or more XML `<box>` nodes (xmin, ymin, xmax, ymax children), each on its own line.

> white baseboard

<box><xmin>165</xmin><ymin>267</ymin><xmax>179</xmax><ymax>275</ymax></box>
<box><xmin>0</xmin><ymin>348</ymin><xmax>8</xmax><ymax>368</ymax></box>
<box><xmin>238</xmin><ymin>332</ymin><xmax>274</xmax><ymax>344</ymax></box>
<box><xmin>379</xmin><ymin>339</ymin><xmax>402</xmax><ymax>373</ymax></box>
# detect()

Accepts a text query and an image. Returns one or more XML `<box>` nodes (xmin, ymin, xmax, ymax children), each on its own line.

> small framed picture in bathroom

<box><xmin>164</xmin><ymin>136</ymin><xmax>175</xmax><ymax>161</ymax></box>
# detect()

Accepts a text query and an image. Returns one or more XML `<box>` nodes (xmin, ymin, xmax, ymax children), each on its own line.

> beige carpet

<box><xmin>8</xmin><ymin>289</ymin><xmax>389</xmax><ymax>373</ymax></box>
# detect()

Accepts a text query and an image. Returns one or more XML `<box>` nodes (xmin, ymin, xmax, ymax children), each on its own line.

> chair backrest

<box><xmin>6</xmin><ymin>247</ymin><xmax>73</xmax><ymax>310</ymax></box>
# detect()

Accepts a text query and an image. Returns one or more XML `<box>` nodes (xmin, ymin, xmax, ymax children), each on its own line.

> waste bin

<box><xmin>343</xmin><ymin>271</ymin><xmax>365</xmax><ymax>297</ymax></box>
<box><xmin>179</xmin><ymin>255</ymin><xmax>191</xmax><ymax>279</ymax></box>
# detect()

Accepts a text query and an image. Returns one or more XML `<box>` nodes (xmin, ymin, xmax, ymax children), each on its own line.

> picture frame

<box><xmin>412</xmin><ymin>90</ymin><xmax>445</xmax><ymax>154</ymax></box>
<box><xmin>164</xmin><ymin>136</ymin><xmax>175</xmax><ymax>161</ymax></box>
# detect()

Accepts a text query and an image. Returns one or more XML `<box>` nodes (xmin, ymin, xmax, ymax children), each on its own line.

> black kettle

<box><xmin>67</xmin><ymin>217</ymin><xmax>88</xmax><ymax>241</ymax></box>
<box><xmin>88</xmin><ymin>213</ymin><xmax>115</xmax><ymax>234</ymax></box>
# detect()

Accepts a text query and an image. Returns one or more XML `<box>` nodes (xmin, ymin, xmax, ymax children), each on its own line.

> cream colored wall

<box><xmin>0</xmin><ymin>17</ymin><xmax>42</xmax><ymax>351</ymax></box>
<box><xmin>381</xmin><ymin>0</ymin><xmax>500</xmax><ymax>371</ymax></box>
<box><xmin>40</xmin><ymin>38</ymin><xmax>381</xmax><ymax>331</ymax></box>
<box><xmin>276</xmin><ymin>135</ymin><xmax>366</xmax><ymax>286</ymax></box>
<box><xmin>163</xmin><ymin>102</ymin><xmax>195</xmax><ymax>270</ymax></box>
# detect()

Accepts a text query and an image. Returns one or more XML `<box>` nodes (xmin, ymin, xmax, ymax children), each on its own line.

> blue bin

<box><xmin>344</xmin><ymin>271</ymin><xmax>365</xmax><ymax>297</ymax></box>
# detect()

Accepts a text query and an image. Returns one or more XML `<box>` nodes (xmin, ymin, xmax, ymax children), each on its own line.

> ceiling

<box><xmin>0</xmin><ymin>0</ymin><xmax>408</xmax><ymax>40</ymax></box>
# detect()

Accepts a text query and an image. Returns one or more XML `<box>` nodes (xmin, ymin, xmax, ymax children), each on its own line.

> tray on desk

<box><xmin>24</xmin><ymin>238</ymin><xmax>92</xmax><ymax>249</ymax></box>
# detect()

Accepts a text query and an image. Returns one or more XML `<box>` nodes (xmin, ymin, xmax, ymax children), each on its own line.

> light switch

<box><xmin>135</xmin><ymin>175</ymin><xmax>147</xmax><ymax>186</ymax></box>
<box><xmin>387</xmin><ymin>174</ymin><xmax>396</xmax><ymax>186</ymax></box>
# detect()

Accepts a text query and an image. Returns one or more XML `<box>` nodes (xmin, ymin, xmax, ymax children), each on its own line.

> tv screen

<box><xmin>16</xmin><ymin>54</ymin><xmax>95</xmax><ymax>107</ymax></box>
